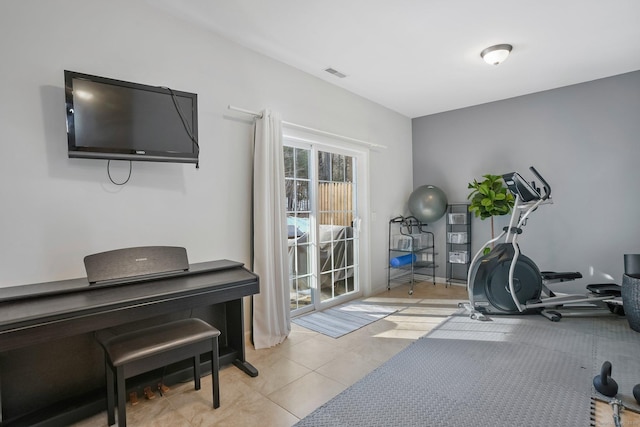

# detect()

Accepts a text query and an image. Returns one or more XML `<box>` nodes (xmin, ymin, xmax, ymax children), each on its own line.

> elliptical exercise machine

<box><xmin>464</xmin><ymin>166</ymin><xmax>621</xmax><ymax>322</ymax></box>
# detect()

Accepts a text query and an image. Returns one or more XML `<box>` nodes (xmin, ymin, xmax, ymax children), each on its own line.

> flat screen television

<box><xmin>65</xmin><ymin>70</ymin><xmax>199</xmax><ymax>165</ymax></box>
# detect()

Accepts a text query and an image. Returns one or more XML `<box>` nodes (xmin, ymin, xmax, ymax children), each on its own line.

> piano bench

<box><xmin>96</xmin><ymin>318</ymin><xmax>221</xmax><ymax>427</ymax></box>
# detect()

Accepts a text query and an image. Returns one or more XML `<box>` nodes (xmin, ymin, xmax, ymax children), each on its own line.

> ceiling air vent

<box><xmin>324</xmin><ymin>67</ymin><xmax>347</xmax><ymax>78</ymax></box>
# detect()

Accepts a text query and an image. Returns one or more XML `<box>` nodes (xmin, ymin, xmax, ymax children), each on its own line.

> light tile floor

<box><xmin>72</xmin><ymin>282</ymin><xmax>468</xmax><ymax>427</ymax></box>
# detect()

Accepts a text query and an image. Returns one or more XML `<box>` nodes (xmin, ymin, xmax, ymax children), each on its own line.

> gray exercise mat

<box><xmin>295</xmin><ymin>312</ymin><xmax>640</xmax><ymax>427</ymax></box>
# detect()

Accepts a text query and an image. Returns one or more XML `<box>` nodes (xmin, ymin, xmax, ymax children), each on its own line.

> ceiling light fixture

<box><xmin>480</xmin><ymin>44</ymin><xmax>513</xmax><ymax>65</ymax></box>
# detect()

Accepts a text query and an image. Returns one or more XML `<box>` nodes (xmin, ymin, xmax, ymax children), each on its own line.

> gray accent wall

<box><xmin>412</xmin><ymin>71</ymin><xmax>640</xmax><ymax>292</ymax></box>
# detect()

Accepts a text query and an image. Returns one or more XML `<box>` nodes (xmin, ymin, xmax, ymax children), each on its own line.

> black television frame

<box><xmin>65</xmin><ymin>70</ymin><xmax>199</xmax><ymax>164</ymax></box>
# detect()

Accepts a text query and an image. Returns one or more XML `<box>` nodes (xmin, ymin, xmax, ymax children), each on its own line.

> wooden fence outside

<box><xmin>318</xmin><ymin>182</ymin><xmax>354</xmax><ymax>226</ymax></box>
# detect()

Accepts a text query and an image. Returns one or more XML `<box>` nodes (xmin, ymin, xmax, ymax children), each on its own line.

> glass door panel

<box><xmin>285</xmin><ymin>146</ymin><xmax>314</xmax><ymax>311</ymax></box>
<box><xmin>287</xmin><ymin>143</ymin><xmax>360</xmax><ymax>315</ymax></box>
<box><xmin>317</xmin><ymin>151</ymin><xmax>357</xmax><ymax>303</ymax></box>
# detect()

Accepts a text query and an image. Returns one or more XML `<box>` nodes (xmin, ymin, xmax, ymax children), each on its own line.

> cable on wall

<box><xmin>107</xmin><ymin>160</ymin><xmax>132</xmax><ymax>185</ymax></box>
<box><xmin>163</xmin><ymin>86</ymin><xmax>200</xmax><ymax>169</ymax></box>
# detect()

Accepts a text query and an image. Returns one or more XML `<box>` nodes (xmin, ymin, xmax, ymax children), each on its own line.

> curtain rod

<box><xmin>227</xmin><ymin>105</ymin><xmax>387</xmax><ymax>150</ymax></box>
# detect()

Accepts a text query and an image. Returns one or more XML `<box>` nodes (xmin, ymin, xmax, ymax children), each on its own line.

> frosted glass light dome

<box><xmin>481</xmin><ymin>44</ymin><xmax>513</xmax><ymax>65</ymax></box>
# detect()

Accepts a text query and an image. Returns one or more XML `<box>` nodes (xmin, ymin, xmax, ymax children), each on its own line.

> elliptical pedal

<box><xmin>541</xmin><ymin>310</ymin><xmax>562</xmax><ymax>322</ymax></box>
<box><xmin>586</xmin><ymin>283</ymin><xmax>625</xmax><ymax>316</ymax></box>
<box><xmin>586</xmin><ymin>283</ymin><xmax>622</xmax><ymax>297</ymax></box>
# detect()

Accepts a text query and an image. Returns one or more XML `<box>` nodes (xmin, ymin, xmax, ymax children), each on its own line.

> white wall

<box><xmin>0</xmin><ymin>0</ymin><xmax>412</xmax><ymax>295</ymax></box>
<box><xmin>412</xmin><ymin>71</ymin><xmax>640</xmax><ymax>292</ymax></box>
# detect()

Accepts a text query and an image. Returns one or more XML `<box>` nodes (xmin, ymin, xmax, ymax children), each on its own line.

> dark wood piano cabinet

<box><xmin>0</xmin><ymin>259</ymin><xmax>259</xmax><ymax>426</ymax></box>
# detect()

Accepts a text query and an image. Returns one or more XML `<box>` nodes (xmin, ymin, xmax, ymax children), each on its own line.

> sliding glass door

<box><xmin>317</xmin><ymin>150</ymin><xmax>357</xmax><ymax>302</ymax></box>
<box><xmin>286</xmin><ymin>138</ymin><xmax>364</xmax><ymax>315</ymax></box>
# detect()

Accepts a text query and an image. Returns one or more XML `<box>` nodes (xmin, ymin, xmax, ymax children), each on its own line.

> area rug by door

<box><xmin>295</xmin><ymin>312</ymin><xmax>640</xmax><ymax>427</ymax></box>
<box><xmin>292</xmin><ymin>301</ymin><xmax>397</xmax><ymax>338</ymax></box>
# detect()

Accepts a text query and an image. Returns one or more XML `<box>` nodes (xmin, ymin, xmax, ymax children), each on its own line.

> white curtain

<box><xmin>252</xmin><ymin>110</ymin><xmax>291</xmax><ymax>349</ymax></box>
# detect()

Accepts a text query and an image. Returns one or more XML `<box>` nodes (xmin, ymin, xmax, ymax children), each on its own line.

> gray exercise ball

<box><xmin>408</xmin><ymin>185</ymin><xmax>448</xmax><ymax>223</ymax></box>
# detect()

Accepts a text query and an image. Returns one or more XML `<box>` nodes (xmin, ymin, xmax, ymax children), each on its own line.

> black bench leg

<box><xmin>212</xmin><ymin>337</ymin><xmax>220</xmax><ymax>409</ymax></box>
<box><xmin>116</xmin><ymin>366</ymin><xmax>127</xmax><ymax>427</ymax></box>
<box><xmin>106</xmin><ymin>360</ymin><xmax>115</xmax><ymax>426</ymax></box>
<box><xmin>193</xmin><ymin>354</ymin><xmax>201</xmax><ymax>390</ymax></box>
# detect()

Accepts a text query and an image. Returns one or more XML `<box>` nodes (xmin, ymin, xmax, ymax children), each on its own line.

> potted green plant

<box><xmin>467</xmin><ymin>174</ymin><xmax>515</xmax><ymax>242</ymax></box>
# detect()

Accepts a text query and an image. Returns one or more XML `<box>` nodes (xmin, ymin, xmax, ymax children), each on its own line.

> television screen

<box><xmin>65</xmin><ymin>70</ymin><xmax>199</xmax><ymax>164</ymax></box>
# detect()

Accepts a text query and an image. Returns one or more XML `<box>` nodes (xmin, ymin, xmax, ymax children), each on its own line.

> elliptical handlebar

<box><xmin>502</xmin><ymin>166</ymin><xmax>551</xmax><ymax>204</ymax></box>
<box><xmin>529</xmin><ymin>166</ymin><xmax>551</xmax><ymax>201</ymax></box>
